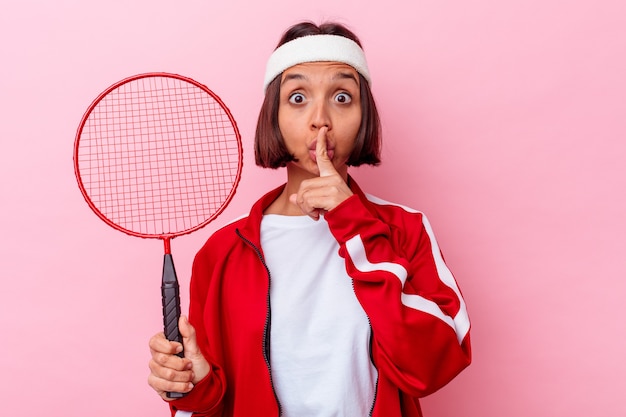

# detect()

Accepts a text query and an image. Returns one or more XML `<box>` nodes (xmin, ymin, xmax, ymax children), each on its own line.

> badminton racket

<box><xmin>73</xmin><ymin>72</ymin><xmax>242</xmax><ymax>397</ymax></box>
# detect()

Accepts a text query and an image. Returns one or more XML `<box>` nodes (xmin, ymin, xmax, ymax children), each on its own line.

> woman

<box><xmin>148</xmin><ymin>21</ymin><xmax>471</xmax><ymax>417</ymax></box>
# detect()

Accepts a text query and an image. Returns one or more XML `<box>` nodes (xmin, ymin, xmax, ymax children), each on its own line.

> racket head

<box><xmin>74</xmin><ymin>72</ymin><xmax>243</xmax><ymax>241</ymax></box>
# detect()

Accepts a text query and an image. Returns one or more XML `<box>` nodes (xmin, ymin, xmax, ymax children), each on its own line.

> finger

<box><xmin>179</xmin><ymin>315</ymin><xmax>201</xmax><ymax>358</ymax></box>
<box><xmin>178</xmin><ymin>315</ymin><xmax>212</xmax><ymax>383</ymax></box>
<box><xmin>150</xmin><ymin>347</ymin><xmax>192</xmax><ymax>372</ymax></box>
<box><xmin>148</xmin><ymin>373</ymin><xmax>194</xmax><ymax>401</ymax></box>
<box><xmin>148</xmin><ymin>357</ymin><xmax>194</xmax><ymax>382</ymax></box>
<box><xmin>149</xmin><ymin>332</ymin><xmax>182</xmax><ymax>355</ymax></box>
<box><xmin>289</xmin><ymin>192</ymin><xmax>322</xmax><ymax>220</ymax></box>
<box><xmin>316</xmin><ymin>127</ymin><xmax>337</xmax><ymax>177</ymax></box>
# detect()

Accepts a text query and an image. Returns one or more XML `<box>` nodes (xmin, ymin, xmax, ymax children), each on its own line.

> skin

<box><xmin>147</xmin><ymin>61</ymin><xmax>362</xmax><ymax>399</ymax></box>
<box><xmin>266</xmin><ymin>61</ymin><xmax>361</xmax><ymax>218</ymax></box>
<box><xmin>147</xmin><ymin>316</ymin><xmax>208</xmax><ymax>399</ymax></box>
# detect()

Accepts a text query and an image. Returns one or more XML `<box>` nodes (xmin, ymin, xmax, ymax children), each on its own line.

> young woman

<box><xmin>148</xmin><ymin>21</ymin><xmax>471</xmax><ymax>417</ymax></box>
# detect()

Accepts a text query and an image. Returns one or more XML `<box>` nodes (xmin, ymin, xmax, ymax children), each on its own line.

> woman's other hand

<box><xmin>147</xmin><ymin>315</ymin><xmax>210</xmax><ymax>400</ymax></box>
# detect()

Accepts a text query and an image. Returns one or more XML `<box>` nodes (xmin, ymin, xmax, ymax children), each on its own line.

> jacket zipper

<box><xmin>367</xmin><ymin>324</ymin><xmax>379</xmax><ymax>417</ymax></box>
<box><xmin>236</xmin><ymin>229</ymin><xmax>282</xmax><ymax>416</ymax></box>
<box><xmin>355</xmin><ymin>280</ymin><xmax>379</xmax><ymax>417</ymax></box>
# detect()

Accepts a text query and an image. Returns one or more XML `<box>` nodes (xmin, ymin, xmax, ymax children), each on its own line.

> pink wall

<box><xmin>1</xmin><ymin>1</ymin><xmax>625</xmax><ymax>415</ymax></box>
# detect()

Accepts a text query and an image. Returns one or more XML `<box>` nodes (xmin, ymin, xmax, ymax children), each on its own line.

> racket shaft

<box><xmin>161</xmin><ymin>253</ymin><xmax>186</xmax><ymax>399</ymax></box>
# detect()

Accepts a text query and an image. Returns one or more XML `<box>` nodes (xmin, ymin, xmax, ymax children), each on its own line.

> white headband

<box><xmin>263</xmin><ymin>34</ymin><xmax>371</xmax><ymax>93</ymax></box>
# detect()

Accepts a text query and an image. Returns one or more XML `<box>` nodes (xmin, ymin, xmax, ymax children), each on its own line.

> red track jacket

<box><xmin>170</xmin><ymin>179</ymin><xmax>471</xmax><ymax>416</ymax></box>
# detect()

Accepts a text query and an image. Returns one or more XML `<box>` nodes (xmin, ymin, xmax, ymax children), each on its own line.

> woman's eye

<box><xmin>335</xmin><ymin>92</ymin><xmax>352</xmax><ymax>103</ymax></box>
<box><xmin>288</xmin><ymin>93</ymin><xmax>305</xmax><ymax>104</ymax></box>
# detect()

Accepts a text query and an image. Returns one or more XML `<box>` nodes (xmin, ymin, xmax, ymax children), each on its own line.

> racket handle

<box><xmin>161</xmin><ymin>253</ymin><xmax>186</xmax><ymax>399</ymax></box>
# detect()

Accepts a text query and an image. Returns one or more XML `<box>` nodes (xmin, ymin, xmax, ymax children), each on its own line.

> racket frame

<box><xmin>73</xmin><ymin>72</ymin><xmax>243</xmax><ymax>399</ymax></box>
<box><xmin>73</xmin><ymin>72</ymin><xmax>243</xmax><ymax>246</ymax></box>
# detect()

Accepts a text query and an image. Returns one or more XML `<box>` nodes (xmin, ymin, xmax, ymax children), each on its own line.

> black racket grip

<box><xmin>161</xmin><ymin>253</ymin><xmax>186</xmax><ymax>399</ymax></box>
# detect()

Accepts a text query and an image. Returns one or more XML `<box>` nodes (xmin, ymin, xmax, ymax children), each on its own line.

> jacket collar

<box><xmin>237</xmin><ymin>176</ymin><xmax>367</xmax><ymax>247</ymax></box>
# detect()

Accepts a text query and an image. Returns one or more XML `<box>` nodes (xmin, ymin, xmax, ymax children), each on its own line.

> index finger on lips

<box><xmin>316</xmin><ymin>127</ymin><xmax>336</xmax><ymax>177</ymax></box>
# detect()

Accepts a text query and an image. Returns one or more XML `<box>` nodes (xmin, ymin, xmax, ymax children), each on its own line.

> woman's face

<box><xmin>278</xmin><ymin>62</ymin><xmax>362</xmax><ymax>178</ymax></box>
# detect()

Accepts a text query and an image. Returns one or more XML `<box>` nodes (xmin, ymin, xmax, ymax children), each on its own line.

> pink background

<box><xmin>1</xmin><ymin>0</ymin><xmax>625</xmax><ymax>415</ymax></box>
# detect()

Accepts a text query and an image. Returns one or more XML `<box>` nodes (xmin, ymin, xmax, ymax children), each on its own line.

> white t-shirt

<box><xmin>261</xmin><ymin>214</ymin><xmax>377</xmax><ymax>417</ymax></box>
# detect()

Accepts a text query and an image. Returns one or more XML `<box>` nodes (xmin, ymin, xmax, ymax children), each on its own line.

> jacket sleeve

<box><xmin>168</xmin><ymin>244</ymin><xmax>227</xmax><ymax>417</ymax></box>
<box><xmin>325</xmin><ymin>194</ymin><xmax>471</xmax><ymax>397</ymax></box>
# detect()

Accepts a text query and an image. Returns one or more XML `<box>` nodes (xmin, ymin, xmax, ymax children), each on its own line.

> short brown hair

<box><xmin>255</xmin><ymin>21</ymin><xmax>382</xmax><ymax>168</ymax></box>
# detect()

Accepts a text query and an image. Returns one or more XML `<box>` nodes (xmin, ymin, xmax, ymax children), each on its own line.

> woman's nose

<box><xmin>310</xmin><ymin>101</ymin><xmax>331</xmax><ymax>130</ymax></box>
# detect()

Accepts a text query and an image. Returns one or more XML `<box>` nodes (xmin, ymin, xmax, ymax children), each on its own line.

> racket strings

<box><xmin>77</xmin><ymin>76</ymin><xmax>240</xmax><ymax>236</ymax></box>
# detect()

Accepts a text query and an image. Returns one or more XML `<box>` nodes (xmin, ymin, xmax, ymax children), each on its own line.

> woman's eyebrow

<box><xmin>281</xmin><ymin>73</ymin><xmax>307</xmax><ymax>86</ymax></box>
<box><xmin>332</xmin><ymin>71</ymin><xmax>359</xmax><ymax>85</ymax></box>
<box><xmin>281</xmin><ymin>71</ymin><xmax>359</xmax><ymax>87</ymax></box>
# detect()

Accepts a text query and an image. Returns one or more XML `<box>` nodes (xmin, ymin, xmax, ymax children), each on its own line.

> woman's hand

<box><xmin>289</xmin><ymin>127</ymin><xmax>353</xmax><ymax>220</ymax></box>
<box><xmin>147</xmin><ymin>315</ymin><xmax>210</xmax><ymax>400</ymax></box>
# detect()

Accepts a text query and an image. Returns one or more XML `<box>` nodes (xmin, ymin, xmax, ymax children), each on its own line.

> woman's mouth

<box><xmin>309</xmin><ymin>141</ymin><xmax>335</xmax><ymax>162</ymax></box>
<box><xmin>310</xmin><ymin>149</ymin><xmax>335</xmax><ymax>162</ymax></box>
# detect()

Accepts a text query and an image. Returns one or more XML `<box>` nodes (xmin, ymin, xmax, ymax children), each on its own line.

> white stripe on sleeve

<box><xmin>419</xmin><ymin>214</ymin><xmax>470</xmax><ymax>343</ymax></box>
<box><xmin>361</xmin><ymin>194</ymin><xmax>470</xmax><ymax>343</ymax></box>
<box><xmin>346</xmin><ymin>234</ymin><xmax>468</xmax><ymax>343</ymax></box>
